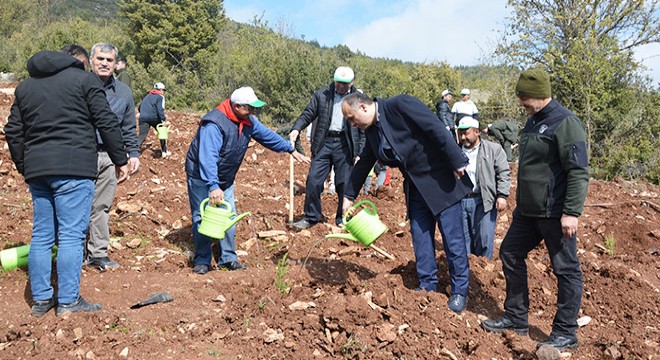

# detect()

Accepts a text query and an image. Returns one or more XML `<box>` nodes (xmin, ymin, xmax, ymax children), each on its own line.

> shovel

<box><xmin>130</xmin><ymin>292</ymin><xmax>173</xmax><ymax>309</ymax></box>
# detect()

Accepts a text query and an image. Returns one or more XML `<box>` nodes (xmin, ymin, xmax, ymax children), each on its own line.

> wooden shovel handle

<box><xmin>289</xmin><ymin>155</ymin><xmax>294</xmax><ymax>222</ymax></box>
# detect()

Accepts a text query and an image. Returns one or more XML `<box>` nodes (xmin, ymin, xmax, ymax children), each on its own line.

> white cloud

<box><xmin>343</xmin><ymin>0</ymin><xmax>508</xmax><ymax>65</ymax></box>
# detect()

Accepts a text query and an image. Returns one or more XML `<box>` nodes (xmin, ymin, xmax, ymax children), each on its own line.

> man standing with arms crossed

<box><xmin>481</xmin><ymin>69</ymin><xmax>589</xmax><ymax>351</ymax></box>
<box><xmin>86</xmin><ymin>43</ymin><xmax>141</xmax><ymax>270</ymax></box>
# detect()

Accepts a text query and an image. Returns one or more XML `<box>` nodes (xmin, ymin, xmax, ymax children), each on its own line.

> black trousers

<box><xmin>138</xmin><ymin>121</ymin><xmax>166</xmax><ymax>153</ymax></box>
<box><xmin>500</xmin><ymin>209</ymin><xmax>583</xmax><ymax>338</ymax></box>
<box><xmin>303</xmin><ymin>136</ymin><xmax>352</xmax><ymax>224</ymax></box>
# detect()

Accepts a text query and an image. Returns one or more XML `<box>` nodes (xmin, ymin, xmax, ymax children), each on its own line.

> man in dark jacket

<box><xmin>5</xmin><ymin>49</ymin><xmax>129</xmax><ymax>317</ymax></box>
<box><xmin>138</xmin><ymin>82</ymin><xmax>169</xmax><ymax>157</ymax></box>
<box><xmin>481</xmin><ymin>69</ymin><xmax>589</xmax><ymax>352</ymax></box>
<box><xmin>289</xmin><ymin>66</ymin><xmax>365</xmax><ymax>229</ymax></box>
<box><xmin>114</xmin><ymin>56</ymin><xmax>131</xmax><ymax>88</ymax></box>
<box><xmin>186</xmin><ymin>87</ymin><xmax>308</xmax><ymax>274</ymax></box>
<box><xmin>86</xmin><ymin>43</ymin><xmax>140</xmax><ymax>271</ymax></box>
<box><xmin>483</xmin><ymin>119</ymin><xmax>520</xmax><ymax>162</ymax></box>
<box><xmin>341</xmin><ymin>91</ymin><xmax>473</xmax><ymax>314</ymax></box>
<box><xmin>435</xmin><ymin>89</ymin><xmax>454</xmax><ymax>131</ymax></box>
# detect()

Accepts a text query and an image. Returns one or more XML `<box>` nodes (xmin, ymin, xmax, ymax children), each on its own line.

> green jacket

<box><xmin>517</xmin><ymin>100</ymin><xmax>589</xmax><ymax>218</ymax></box>
<box><xmin>489</xmin><ymin>120</ymin><xmax>519</xmax><ymax>144</ymax></box>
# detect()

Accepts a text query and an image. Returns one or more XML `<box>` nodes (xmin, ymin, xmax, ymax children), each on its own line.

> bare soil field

<box><xmin>0</xmin><ymin>87</ymin><xmax>659</xmax><ymax>359</ymax></box>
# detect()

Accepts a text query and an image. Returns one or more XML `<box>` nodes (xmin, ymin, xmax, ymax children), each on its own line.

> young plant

<box><xmin>604</xmin><ymin>234</ymin><xmax>616</xmax><ymax>256</ymax></box>
<box><xmin>275</xmin><ymin>253</ymin><xmax>290</xmax><ymax>295</ymax></box>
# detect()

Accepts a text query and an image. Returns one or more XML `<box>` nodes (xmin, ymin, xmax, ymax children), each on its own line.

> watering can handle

<box><xmin>342</xmin><ymin>199</ymin><xmax>378</xmax><ymax>224</ymax></box>
<box><xmin>199</xmin><ymin>198</ymin><xmax>209</xmax><ymax>216</ymax></box>
<box><xmin>200</xmin><ymin>198</ymin><xmax>234</xmax><ymax>215</ymax></box>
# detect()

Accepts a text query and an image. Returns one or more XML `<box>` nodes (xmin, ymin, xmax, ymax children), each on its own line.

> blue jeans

<box><xmin>187</xmin><ymin>177</ymin><xmax>237</xmax><ymax>266</ymax></box>
<box><xmin>461</xmin><ymin>196</ymin><xmax>497</xmax><ymax>260</ymax></box>
<box><xmin>500</xmin><ymin>209</ymin><xmax>583</xmax><ymax>338</ymax></box>
<box><xmin>28</xmin><ymin>176</ymin><xmax>94</xmax><ymax>305</ymax></box>
<box><xmin>408</xmin><ymin>185</ymin><xmax>470</xmax><ymax>295</ymax></box>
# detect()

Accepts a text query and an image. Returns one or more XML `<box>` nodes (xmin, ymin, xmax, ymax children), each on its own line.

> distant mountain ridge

<box><xmin>49</xmin><ymin>0</ymin><xmax>119</xmax><ymax>21</ymax></box>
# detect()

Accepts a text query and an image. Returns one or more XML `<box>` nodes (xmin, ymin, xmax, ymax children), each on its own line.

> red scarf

<box><xmin>149</xmin><ymin>89</ymin><xmax>164</xmax><ymax>95</ymax></box>
<box><xmin>217</xmin><ymin>99</ymin><xmax>252</xmax><ymax>136</ymax></box>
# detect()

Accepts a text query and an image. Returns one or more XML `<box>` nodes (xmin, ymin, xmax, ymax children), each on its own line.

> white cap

<box><xmin>441</xmin><ymin>89</ymin><xmax>452</xmax><ymax>97</ymax></box>
<box><xmin>460</xmin><ymin>88</ymin><xmax>471</xmax><ymax>95</ymax></box>
<box><xmin>333</xmin><ymin>66</ymin><xmax>354</xmax><ymax>83</ymax></box>
<box><xmin>154</xmin><ymin>82</ymin><xmax>165</xmax><ymax>90</ymax></box>
<box><xmin>230</xmin><ymin>86</ymin><xmax>265</xmax><ymax>107</ymax></box>
<box><xmin>457</xmin><ymin>116</ymin><xmax>479</xmax><ymax>130</ymax></box>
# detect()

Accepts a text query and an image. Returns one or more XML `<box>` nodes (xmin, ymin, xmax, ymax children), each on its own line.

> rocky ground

<box><xmin>0</xmin><ymin>85</ymin><xmax>659</xmax><ymax>359</ymax></box>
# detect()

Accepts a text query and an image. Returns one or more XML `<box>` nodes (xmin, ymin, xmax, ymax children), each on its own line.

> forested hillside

<box><xmin>0</xmin><ymin>0</ymin><xmax>658</xmax><ymax>183</ymax></box>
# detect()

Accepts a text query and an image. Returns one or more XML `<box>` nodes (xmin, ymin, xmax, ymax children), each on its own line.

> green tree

<box><xmin>497</xmin><ymin>0</ymin><xmax>660</xmax><ymax>182</ymax></box>
<box><xmin>119</xmin><ymin>0</ymin><xmax>225</xmax><ymax>71</ymax></box>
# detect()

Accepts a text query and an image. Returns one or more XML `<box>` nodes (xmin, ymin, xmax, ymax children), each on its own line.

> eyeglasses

<box><xmin>242</xmin><ymin>104</ymin><xmax>257</xmax><ymax>112</ymax></box>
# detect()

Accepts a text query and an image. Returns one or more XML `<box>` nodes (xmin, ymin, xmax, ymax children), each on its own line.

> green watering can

<box><xmin>198</xmin><ymin>199</ymin><xmax>251</xmax><ymax>239</ymax></box>
<box><xmin>326</xmin><ymin>200</ymin><xmax>388</xmax><ymax>247</ymax></box>
<box><xmin>156</xmin><ymin>123</ymin><xmax>170</xmax><ymax>140</ymax></box>
<box><xmin>0</xmin><ymin>245</ymin><xmax>58</xmax><ymax>271</ymax></box>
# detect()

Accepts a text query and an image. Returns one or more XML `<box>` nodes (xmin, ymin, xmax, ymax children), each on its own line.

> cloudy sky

<box><xmin>224</xmin><ymin>0</ymin><xmax>660</xmax><ymax>85</ymax></box>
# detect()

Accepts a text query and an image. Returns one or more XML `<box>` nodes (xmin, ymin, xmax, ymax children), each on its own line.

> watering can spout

<box><xmin>227</xmin><ymin>211</ymin><xmax>251</xmax><ymax>228</ymax></box>
<box><xmin>325</xmin><ymin>233</ymin><xmax>359</xmax><ymax>243</ymax></box>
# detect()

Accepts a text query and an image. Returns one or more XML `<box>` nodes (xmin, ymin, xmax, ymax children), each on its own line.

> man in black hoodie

<box><xmin>5</xmin><ymin>48</ymin><xmax>129</xmax><ymax>317</ymax></box>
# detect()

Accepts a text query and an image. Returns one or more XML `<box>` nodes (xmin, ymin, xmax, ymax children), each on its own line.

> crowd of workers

<box><xmin>5</xmin><ymin>42</ymin><xmax>588</xmax><ymax>352</ymax></box>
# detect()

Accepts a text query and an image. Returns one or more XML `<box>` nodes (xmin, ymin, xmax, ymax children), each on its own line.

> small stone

<box><xmin>262</xmin><ymin>328</ymin><xmax>284</xmax><ymax>343</ymax></box>
<box><xmin>85</xmin><ymin>350</ymin><xmax>97</xmax><ymax>360</ymax></box>
<box><xmin>577</xmin><ymin>316</ymin><xmax>592</xmax><ymax>327</ymax></box>
<box><xmin>73</xmin><ymin>327</ymin><xmax>83</xmax><ymax>341</ymax></box>
<box><xmin>536</xmin><ymin>345</ymin><xmax>561</xmax><ymax>360</ymax></box>
<box><xmin>56</xmin><ymin>329</ymin><xmax>64</xmax><ymax>338</ymax></box>
<box><xmin>119</xmin><ymin>347</ymin><xmax>129</xmax><ymax>357</ymax></box>
<box><xmin>604</xmin><ymin>346</ymin><xmax>622</xmax><ymax>359</ymax></box>
<box><xmin>376</xmin><ymin>323</ymin><xmax>397</xmax><ymax>342</ymax></box>
<box><xmin>213</xmin><ymin>294</ymin><xmax>226</xmax><ymax>302</ymax></box>
<box><xmin>126</xmin><ymin>238</ymin><xmax>142</xmax><ymax>249</ymax></box>
<box><xmin>288</xmin><ymin>301</ymin><xmax>316</xmax><ymax>310</ymax></box>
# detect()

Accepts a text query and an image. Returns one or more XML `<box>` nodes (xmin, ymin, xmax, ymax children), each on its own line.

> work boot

<box><xmin>537</xmin><ymin>335</ymin><xmax>578</xmax><ymax>350</ymax></box>
<box><xmin>31</xmin><ymin>298</ymin><xmax>55</xmax><ymax>317</ymax></box>
<box><xmin>290</xmin><ymin>219</ymin><xmax>316</xmax><ymax>231</ymax></box>
<box><xmin>56</xmin><ymin>296</ymin><xmax>102</xmax><ymax>316</ymax></box>
<box><xmin>448</xmin><ymin>294</ymin><xmax>468</xmax><ymax>314</ymax></box>
<box><xmin>481</xmin><ymin>316</ymin><xmax>529</xmax><ymax>335</ymax></box>
<box><xmin>219</xmin><ymin>261</ymin><xmax>247</xmax><ymax>271</ymax></box>
<box><xmin>85</xmin><ymin>256</ymin><xmax>119</xmax><ymax>271</ymax></box>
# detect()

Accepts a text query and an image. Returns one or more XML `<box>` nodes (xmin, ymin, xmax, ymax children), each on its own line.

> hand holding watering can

<box><xmin>198</xmin><ymin>199</ymin><xmax>251</xmax><ymax>239</ymax></box>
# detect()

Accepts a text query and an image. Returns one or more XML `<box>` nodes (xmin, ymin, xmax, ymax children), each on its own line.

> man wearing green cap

<box><xmin>185</xmin><ymin>86</ymin><xmax>308</xmax><ymax>274</ymax></box>
<box><xmin>482</xmin><ymin>69</ymin><xmax>589</xmax><ymax>352</ymax></box>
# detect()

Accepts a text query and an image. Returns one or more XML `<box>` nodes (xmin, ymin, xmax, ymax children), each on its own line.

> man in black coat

<box><xmin>435</xmin><ymin>89</ymin><xmax>454</xmax><ymax>131</ymax></box>
<box><xmin>341</xmin><ymin>91</ymin><xmax>473</xmax><ymax>314</ymax></box>
<box><xmin>5</xmin><ymin>49</ymin><xmax>129</xmax><ymax>317</ymax></box>
<box><xmin>289</xmin><ymin>66</ymin><xmax>365</xmax><ymax>229</ymax></box>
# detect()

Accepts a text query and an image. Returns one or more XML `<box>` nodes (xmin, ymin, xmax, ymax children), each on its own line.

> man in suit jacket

<box><xmin>341</xmin><ymin>91</ymin><xmax>473</xmax><ymax>314</ymax></box>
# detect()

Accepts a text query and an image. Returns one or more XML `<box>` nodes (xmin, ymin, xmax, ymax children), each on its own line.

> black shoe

<box><xmin>56</xmin><ymin>296</ymin><xmax>102</xmax><ymax>316</ymax></box>
<box><xmin>193</xmin><ymin>264</ymin><xmax>209</xmax><ymax>274</ymax></box>
<box><xmin>85</xmin><ymin>256</ymin><xmax>119</xmax><ymax>271</ymax></box>
<box><xmin>481</xmin><ymin>316</ymin><xmax>529</xmax><ymax>335</ymax></box>
<box><xmin>448</xmin><ymin>294</ymin><xmax>468</xmax><ymax>314</ymax></box>
<box><xmin>219</xmin><ymin>261</ymin><xmax>247</xmax><ymax>271</ymax></box>
<box><xmin>537</xmin><ymin>335</ymin><xmax>578</xmax><ymax>350</ymax></box>
<box><xmin>31</xmin><ymin>298</ymin><xmax>55</xmax><ymax>317</ymax></box>
<box><xmin>290</xmin><ymin>219</ymin><xmax>316</xmax><ymax>231</ymax></box>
